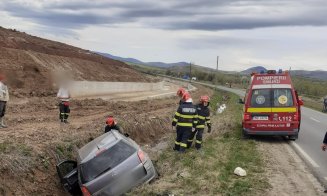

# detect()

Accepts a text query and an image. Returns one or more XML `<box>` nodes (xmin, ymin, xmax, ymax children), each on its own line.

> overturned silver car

<box><xmin>56</xmin><ymin>130</ymin><xmax>157</xmax><ymax>196</ymax></box>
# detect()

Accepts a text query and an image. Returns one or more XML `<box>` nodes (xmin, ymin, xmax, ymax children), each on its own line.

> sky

<box><xmin>1</xmin><ymin>0</ymin><xmax>327</xmax><ymax>71</ymax></box>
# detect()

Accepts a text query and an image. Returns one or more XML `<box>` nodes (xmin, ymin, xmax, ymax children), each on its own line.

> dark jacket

<box><xmin>105</xmin><ymin>124</ymin><xmax>122</xmax><ymax>133</ymax></box>
<box><xmin>324</xmin><ymin>132</ymin><xmax>327</xmax><ymax>144</ymax></box>
<box><xmin>172</xmin><ymin>102</ymin><xmax>197</xmax><ymax>129</ymax></box>
<box><xmin>196</xmin><ymin>103</ymin><xmax>211</xmax><ymax>129</ymax></box>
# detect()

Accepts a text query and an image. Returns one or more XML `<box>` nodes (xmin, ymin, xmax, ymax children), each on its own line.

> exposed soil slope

<box><xmin>0</xmin><ymin>27</ymin><xmax>150</xmax><ymax>96</ymax></box>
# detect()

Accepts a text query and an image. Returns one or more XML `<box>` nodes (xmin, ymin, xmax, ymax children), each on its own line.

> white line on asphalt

<box><xmin>310</xmin><ymin>117</ymin><xmax>320</xmax><ymax>123</ymax></box>
<box><xmin>291</xmin><ymin>142</ymin><xmax>320</xmax><ymax>168</ymax></box>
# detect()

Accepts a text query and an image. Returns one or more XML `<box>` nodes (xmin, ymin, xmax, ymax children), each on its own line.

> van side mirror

<box><xmin>239</xmin><ymin>98</ymin><xmax>244</xmax><ymax>104</ymax></box>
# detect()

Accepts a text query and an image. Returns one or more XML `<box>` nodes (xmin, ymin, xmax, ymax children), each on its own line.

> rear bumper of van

<box><xmin>243</xmin><ymin>128</ymin><xmax>299</xmax><ymax>136</ymax></box>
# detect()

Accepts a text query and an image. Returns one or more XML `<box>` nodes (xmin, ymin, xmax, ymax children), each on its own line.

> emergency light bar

<box><xmin>251</xmin><ymin>69</ymin><xmax>286</xmax><ymax>76</ymax></box>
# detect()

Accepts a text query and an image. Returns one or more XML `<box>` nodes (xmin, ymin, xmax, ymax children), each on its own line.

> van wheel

<box><xmin>242</xmin><ymin>130</ymin><xmax>250</xmax><ymax>139</ymax></box>
<box><xmin>289</xmin><ymin>135</ymin><xmax>298</xmax><ymax>141</ymax></box>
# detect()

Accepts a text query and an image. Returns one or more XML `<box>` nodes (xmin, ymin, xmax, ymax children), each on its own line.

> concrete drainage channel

<box><xmin>70</xmin><ymin>80</ymin><xmax>197</xmax><ymax>101</ymax></box>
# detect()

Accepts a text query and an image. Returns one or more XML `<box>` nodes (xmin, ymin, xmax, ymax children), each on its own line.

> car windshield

<box><xmin>79</xmin><ymin>140</ymin><xmax>136</xmax><ymax>183</ymax></box>
<box><xmin>250</xmin><ymin>89</ymin><xmax>294</xmax><ymax>107</ymax></box>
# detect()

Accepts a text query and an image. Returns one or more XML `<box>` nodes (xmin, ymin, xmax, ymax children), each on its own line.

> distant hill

<box><xmin>289</xmin><ymin>70</ymin><xmax>327</xmax><ymax>80</ymax></box>
<box><xmin>241</xmin><ymin>66</ymin><xmax>267</xmax><ymax>74</ymax></box>
<box><xmin>242</xmin><ymin>66</ymin><xmax>327</xmax><ymax>80</ymax></box>
<box><xmin>98</xmin><ymin>52</ymin><xmax>189</xmax><ymax>68</ymax></box>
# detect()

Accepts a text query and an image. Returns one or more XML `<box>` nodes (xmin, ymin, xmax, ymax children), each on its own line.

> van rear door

<box><xmin>270</xmin><ymin>88</ymin><xmax>298</xmax><ymax>130</ymax></box>
<box><xmin>248</xmin><ymin>88</ymin><xmax>272</xmax><ymax>123</ymax></box>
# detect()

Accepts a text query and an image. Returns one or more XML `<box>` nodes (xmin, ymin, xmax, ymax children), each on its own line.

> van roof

<box><xmin>77</xmin><ymin>130</ymin><xmax>123</xmax><ymax>164</ymax></box>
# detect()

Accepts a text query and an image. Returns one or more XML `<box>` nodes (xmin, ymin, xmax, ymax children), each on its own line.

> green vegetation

<box><xmin>131</xmin><ymin>90</ymin><xmax>269</xmax><ymax>195</ymax></box>
<box><xmin>0</xmin><ymin>141</ymin><xmax>32</xmax><ymax>156</ymax></box>
<box><xmin>292</xmin><ymin>76</ymin><xmax>327</xmax><ymax>98</ymax></box>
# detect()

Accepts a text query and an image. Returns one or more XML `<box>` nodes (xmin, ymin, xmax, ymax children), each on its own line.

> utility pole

<box><xmin>216</xmin><ymin>56</ymin><xmax>219</xmax><ymax>71</ymax></box>
<box><xmin>189</xmin><ymin>62</ymin><xmax>192</xmax><ymax>82</ymax></box>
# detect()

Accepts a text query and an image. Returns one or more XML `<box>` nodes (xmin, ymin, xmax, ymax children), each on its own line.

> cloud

<box><xmin>2</xmin><ymin>0</ymin><xmax>327</xmax><ymax>34</ymax></box>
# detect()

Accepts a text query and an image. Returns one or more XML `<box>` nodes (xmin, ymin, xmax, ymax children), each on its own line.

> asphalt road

<box><xmin>193</xmin><ymin>80</ymin><xmax>327</xmax><ymax>187</ymax></box>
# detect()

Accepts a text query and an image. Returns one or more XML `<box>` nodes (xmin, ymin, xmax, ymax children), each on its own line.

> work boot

<box><xmin>0</xmin><ymin>117</ymin><xmax>7</xmax><ymax>128</ymax></box>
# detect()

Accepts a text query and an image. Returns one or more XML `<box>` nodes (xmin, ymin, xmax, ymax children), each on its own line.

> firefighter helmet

<box><xmin>106</xmin><ymin>116</ymin><xmax>116</xmax><ymax>126</ymax></box>
<box><xmin>182</xmin><ymin>92</ymin><xmax>191</xmax><ymax>101</ymax></box>
<box><xmin>177</xmin><ymin>87</ymin><xmax>186</xmax><ymax>97</ymax></box>
<box><xmin>200</xmin><ymin>95</ymin><xmax>210</xmax><ymax>103</ymax></box>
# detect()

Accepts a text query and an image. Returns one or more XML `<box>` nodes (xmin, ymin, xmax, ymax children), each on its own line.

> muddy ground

<box><xmin>0</xmin><ymin>85</ymin><xmax>324</xmax><ymax>195</ymax></box>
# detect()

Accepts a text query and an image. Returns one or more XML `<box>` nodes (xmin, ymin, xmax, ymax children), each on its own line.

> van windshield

<box><xmin>250</xmin><ymin>89</ymin><xmax>294</xmax><ymax>107</ymax></box>
<box><xmin>79</xmin><ymin>140</ymin><xmax>136</xmax><ymax>183</ymax></box>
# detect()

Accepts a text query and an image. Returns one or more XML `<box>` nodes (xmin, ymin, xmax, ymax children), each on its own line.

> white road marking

<box><xmin>310</xmin><ymin>117</ymin><xmax>320</xmax><ymax>123</ymax></box>
<box><xmin>291</xmin><ymin>142</ymin><xmax>319</xmax><ymax>168</ymax></box>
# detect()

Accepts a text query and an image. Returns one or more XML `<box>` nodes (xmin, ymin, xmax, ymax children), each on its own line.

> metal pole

<box><xmin>216</xmin><ymin>56</ymin><xmax>219</xmax><ymax>71</ymax></box>
<box><xmin>189</xmin><ymin>62</ymin><xmax>192</xmax><ymax>82</ymax></box>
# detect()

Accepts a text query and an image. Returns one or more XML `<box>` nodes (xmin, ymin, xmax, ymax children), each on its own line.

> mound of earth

<box><xmin>0</xmin><ymin>27</ymin><xmax>150</xmax><ymax>96</ymax></box>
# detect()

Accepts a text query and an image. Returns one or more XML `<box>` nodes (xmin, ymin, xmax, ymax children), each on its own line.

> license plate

<box><xmin>253</xmin><ymin>116</ymin><xmax>268</xmax><ymax>120</ymax></box>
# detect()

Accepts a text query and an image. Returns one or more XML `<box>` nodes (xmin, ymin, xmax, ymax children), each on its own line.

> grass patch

<box><xmin>130</xmin><ymin>90</ymin><xmax>269</xmax><ymax>195</ymax></box>
<box><xmin>0</xmin><ymin>141</ymin><xmax>32</xmax><ymax>156</ymax></box>
<box><xmin>302</xmin><ymin>97</ymin><xmax>325</xmax><ymax>112</ymax></box>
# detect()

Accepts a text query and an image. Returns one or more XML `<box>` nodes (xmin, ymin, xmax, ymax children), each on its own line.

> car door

<box><xmin>56</xmin><ymin>160</ymin><xmax>81</xmax><ymax>196</ymax></box>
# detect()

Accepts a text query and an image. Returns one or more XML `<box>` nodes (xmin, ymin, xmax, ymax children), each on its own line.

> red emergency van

<box><xmin>242</xmin><ymin>70</ymin><xmax>303</xmax><ymax>140</ymax></box>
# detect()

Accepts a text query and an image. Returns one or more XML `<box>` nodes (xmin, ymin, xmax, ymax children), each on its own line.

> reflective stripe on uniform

<box><xmin>187</xmin><ymin>139</ymin><xmax>193</xmax><ymax>142</ymax></box>
<box><xmin>196</xmin><ymin>140</ymin><xmax>202</xmax><ymax>144</ymax></box>
<box><xmin>196</xmin><ymin>125</ymin><xmax>205</xmax><ymax>128</ymax></box>
<box><xmin>177</xmin><ymin>122</ymin><xmax>193</xmax><ymax>127</ymax></box>
<box><xmin>173</xmin><ymin>118</ymin><xmax>178</xmax><ymax>122</ymax></box>
<box><xmin>180</xmin><ymin>143</ymin><xmax>187</xmax><ymax>147</ymax></box>
<box><xmin>175</xmin><ymin>141</ymin><xmax>180</xmax><ymax>145</ymax></box>
<box><xmin>198</xmin><ymin>115</ymin><xmax>206</xmax><ymax>120</ymax></box>
<box><xmin>175</xmin><ymin>112</ymin><xmax>194</xmax><ymax>119</ymax></box>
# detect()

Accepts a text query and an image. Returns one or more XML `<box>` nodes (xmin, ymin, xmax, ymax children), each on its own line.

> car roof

<box><xmin>77</xmin><ymin>130</ymin><xmax>127</xmax><ymax>164</ymax></box>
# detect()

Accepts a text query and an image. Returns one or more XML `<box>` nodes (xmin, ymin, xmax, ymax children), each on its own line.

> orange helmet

<box><xmin>177</xmin><ymin>87</ymin><xmax>186</xmax><ymax>97</ymax></box>
<box><xmin>182</xmin><ymin>92</ymin><xmax>191</xmax><ymax>101</ymax></box>
<box><xmin>200</xmin><ymin>95</ymin><xmax>210</xmax><ymax>103</ymax></box>
<box><xmin>106</xmin><ymin>116</ymin><xmax>116</xmax><ymax>126</ymax></box>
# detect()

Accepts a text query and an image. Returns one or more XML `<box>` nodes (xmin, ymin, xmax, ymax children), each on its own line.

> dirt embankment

<box><xmin>0</xmin><ymin>27</ymin><xmax>153</xmax><ymax>97</ymax></box>
<box><xmin>0</xmin><ymin>84</ymin><xmax>212</xmax><ymax>195</ymax></box>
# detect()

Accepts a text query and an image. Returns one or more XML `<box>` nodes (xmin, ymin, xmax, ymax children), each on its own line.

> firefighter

<box><xmin>57</xmin><ymin>83</ymin><xmax>71</xmax><ymax>123</ymax></box>
<box><xmin>323</xmin><ymin>96</ymin><xmax>327</xmax><ymax>112</ymax></box>
<box><xmin>187</xmin><ymin>95</ymin><xmax>211</xmax><ymax>150</ymax></box>
<box><xmin>105</xmin><ymin>116</ymin><xmax>129</xmax><ymax>137</ymax></box>
<box><xmin>0</xmin><ymin>74</ymin><xmax>9</xmax><ymax>128</ymax></box>
<box><xmin>321</xmin><ymin>131</ymin><xmax>327</xmax><ymax>193</ymax></box>
<box><xmin>177</xmin><ymin>87</ymin><xmax>187</xmax><ymax>105</ymax></box>
<box><xmin>172</xmin><ymin>92</ymin><xmax>198</xmax><ymax>153</ymax></box>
